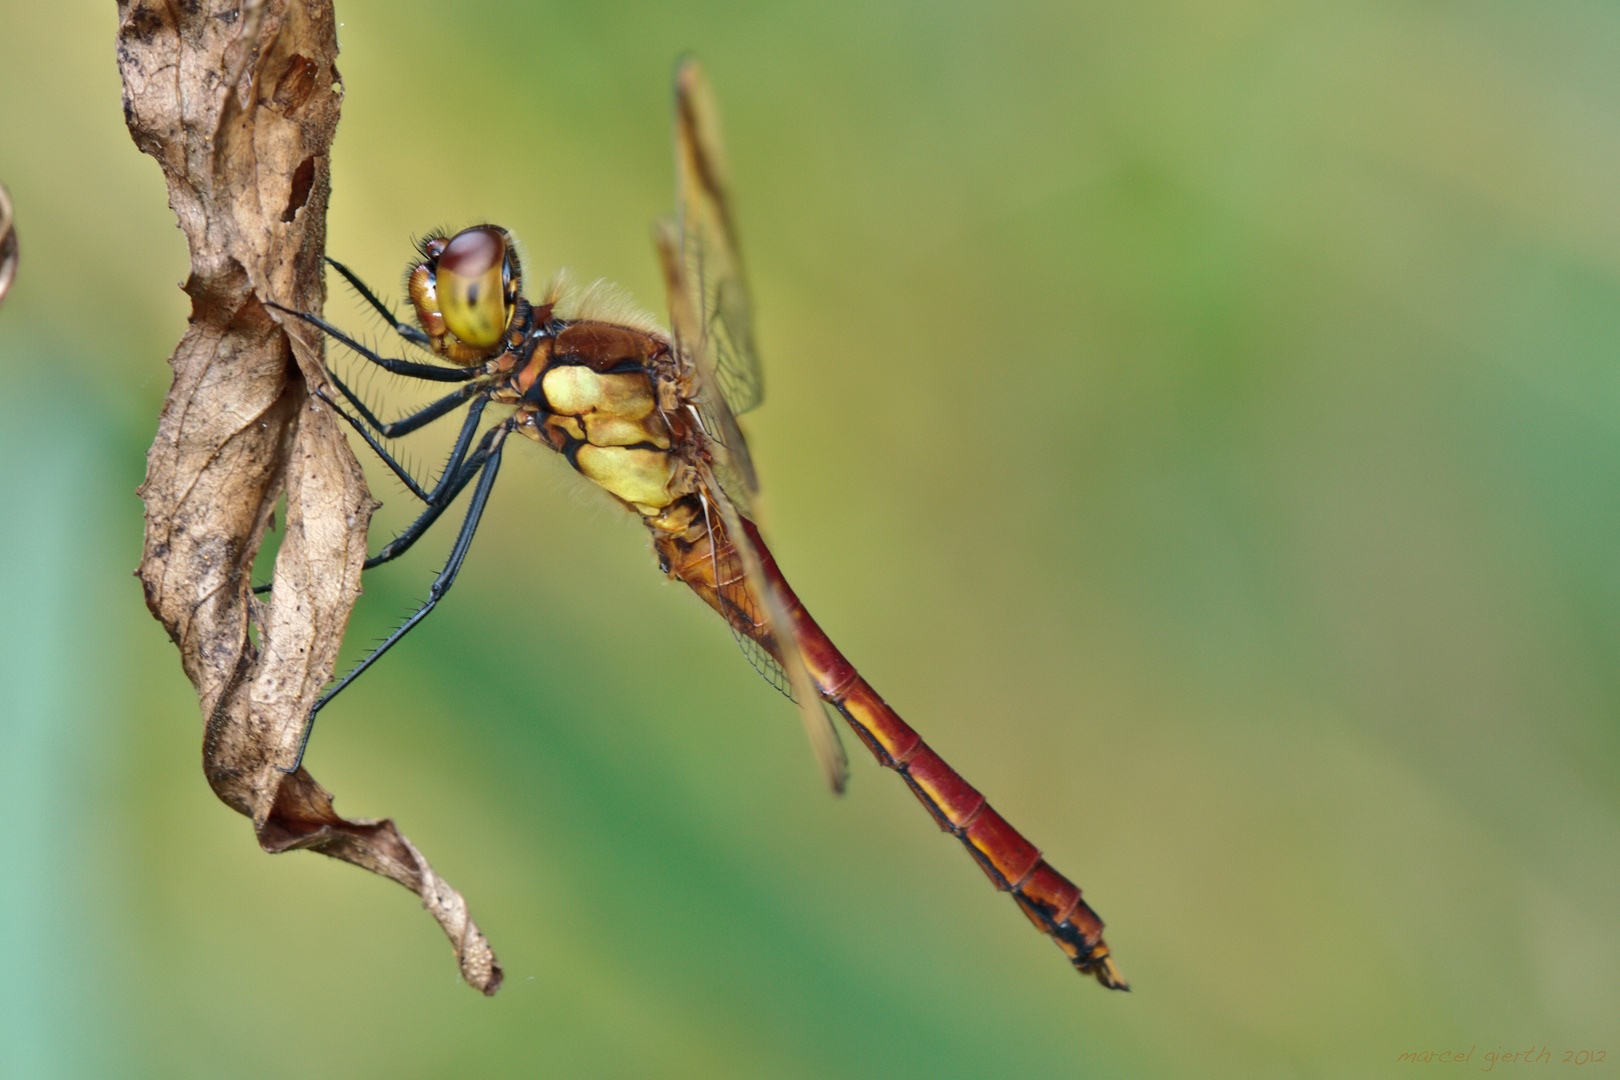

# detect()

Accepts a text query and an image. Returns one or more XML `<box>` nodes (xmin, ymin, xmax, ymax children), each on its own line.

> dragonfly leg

<box><xmin>251</xmin><ymin>397</ymin><xmax>492</xmax><ymax>595</ymax></box>
<box><xmin>326</xmin><ymin>255</ymin><xmax>434</xmax><ymax>350</ymax></box>
<box><xmin>268</xmin><ymin>301</ymin><xmax>478</xmax><ymax>382</ymax></box>
<box><xmin>325</xmin><ymin>368</ymin><xmax>485</xmax><ymax>441</ymax></box>
<box><xmin>364</xmin><ymin>414</ymin><xmax>503</xmax><ymax>570</ymax></box>
<box><xmin>316</xmin><ymin>386</ymin><xmax>489</xmax><ymax>501</ymax></box>
<box><xmin>278</xmin><ymin>419</ymin><xmax>511</xmax><ymax>773</ymax></box>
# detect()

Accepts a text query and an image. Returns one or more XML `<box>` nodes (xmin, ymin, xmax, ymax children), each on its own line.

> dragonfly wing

<box><xmin>656</xmin><ymin>216</ymin><xmax>847</xmax><ymax>793</ymax></box>
<box><xmin>673</xmin><ymin>57</ymin><xmax>765</xmax><ymax>420</ymax></box>
<box><xmin>704</xmin><ymin>475</ymin><xmax>849</xmax><ymax>795</ymax></box>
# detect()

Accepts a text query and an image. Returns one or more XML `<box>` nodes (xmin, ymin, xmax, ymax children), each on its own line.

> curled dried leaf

<box><xmin>118</xmin><ymin>0</ymin><xmax>501</xmax><ymax>994</ymax></box>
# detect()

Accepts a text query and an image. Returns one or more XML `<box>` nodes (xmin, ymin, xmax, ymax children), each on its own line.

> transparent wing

<box><xmin>673</xmin><ymin>57</ymin><xmax>764</xmax><ymax>420</ymax></box>
<box><xmin>657</xmin><ymin>215</ymin><xmax>847</xmax><ymax>793</ymax></box>
<box><xmin>692</xmin><ymin>495</ymin><xmax>796</xmax><ymax>699</ymax></box>
<box><xmin>702</xmin><ymin>477</ymin><xmax>849</xmax><ymax>795</ymax></box>
<box><xmin>654</xmin><ymin>186</ymin><xmax>757</xmax><ymax>518</ymax></box>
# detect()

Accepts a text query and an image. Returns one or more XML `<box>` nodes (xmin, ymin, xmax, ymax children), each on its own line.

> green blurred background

<box><xmin>3</xmin><ymin>2</ymin><xmax>1617</xmax><ymax>1076</ymax></box>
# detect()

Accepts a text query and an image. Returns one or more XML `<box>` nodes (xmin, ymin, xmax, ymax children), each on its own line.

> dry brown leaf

<box><xmin>119</xmin><ymin>0</ymin><xmax>502</xmax><ymax>995</ymax></box>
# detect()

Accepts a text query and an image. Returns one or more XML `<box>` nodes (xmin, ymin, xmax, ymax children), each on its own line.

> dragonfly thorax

<box><xmin>495</xmin><ymin>316</ymin><xmax>696</xmax><ymax>519</ymax></box>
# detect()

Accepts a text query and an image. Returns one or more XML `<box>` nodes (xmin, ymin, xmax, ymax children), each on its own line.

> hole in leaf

<box><xmin>282</xmin><ymin>155</ymin><xmax>315</xmax><ymax>222</ymax></box>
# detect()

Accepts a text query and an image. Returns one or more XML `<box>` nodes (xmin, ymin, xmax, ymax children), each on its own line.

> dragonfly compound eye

<box><xmin>435</xmin><ymin>227</ymin><xmax>512</xmax><ymax>349</ymax></box>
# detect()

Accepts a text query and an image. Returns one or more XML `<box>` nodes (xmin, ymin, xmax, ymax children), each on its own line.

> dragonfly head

<box><xmin>407</xmin><ymin>225</ymin><xmax>523</xmax><ymax>364</ymax></box>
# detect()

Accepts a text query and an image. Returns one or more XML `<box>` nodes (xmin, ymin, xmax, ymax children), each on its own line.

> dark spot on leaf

<box><xmin>119</xmin><ymin>4</ymin><xmax>168</xmax><ymax>46</ymax></box>
<box><xmin>272</xmin><ymin>53</ymin><xmax>319</xmax><ymax>111</ymax></box>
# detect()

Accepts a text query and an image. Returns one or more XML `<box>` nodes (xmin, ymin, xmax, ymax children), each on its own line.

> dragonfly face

<box><xmin>406</xmin><ymin>225</ymin><xmax>524</xmax><ymax>364</ymax></box>
<box><xmin>266</xmin><ymin>59</ymin><xmax>1127</xmax><ymax>991</ymax></box>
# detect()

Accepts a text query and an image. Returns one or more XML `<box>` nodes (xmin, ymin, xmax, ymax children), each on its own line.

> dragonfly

<box><xmin>268</xmin><ymin>58</ymin><xmax>1126</xmax><ymax>990</ymax></box>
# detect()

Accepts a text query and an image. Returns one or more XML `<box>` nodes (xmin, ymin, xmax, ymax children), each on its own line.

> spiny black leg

<box><xmin>326</xmin><ymin>368</ymin><xmax>484</xmax><ymax>440</ymax></box>
<box><xmin>326</xmin><ymin>256</ymin><xmax>433</xmax><ymax>349</ymax></box>
<box><xmin>413</xmin><ymin>395</ymin><xmax>492</xmax><ymax>505</ymax></box>
<box><xmin>252</xmin><ymin>397</ymin><xmax>493</xmax><ymax>595</ymax></box>
<box><xmin>278</xmin><ymin>422</ymin><xmax>510</xmax><ymax>773</ymax></box>
<box><xmin>365</xmin><ymin>417</ymin><xmax>503</xmax><ymax>570</ymax></box>
<box><xmin>318</xmin><ymin>388</ymin><xmax>490</xmax><ymax>500</ymax></box>
<box><xmin>267</xmin><ymin>301</ymin><xmax>477</xmax><ymax>382</ymax></box>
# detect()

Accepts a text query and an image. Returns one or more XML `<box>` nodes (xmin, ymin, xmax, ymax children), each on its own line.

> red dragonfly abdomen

<box><xmin>658</xmin><ymin>510</ymin><xmax>1128</xmax><ymax>989</ymax></box>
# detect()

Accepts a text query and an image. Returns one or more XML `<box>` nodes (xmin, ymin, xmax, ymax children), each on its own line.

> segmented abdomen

<box><xmin>656</xmin><ymin>507</ymin><xmax>1126</xmax><ymax>988</ymax></box>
